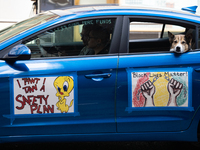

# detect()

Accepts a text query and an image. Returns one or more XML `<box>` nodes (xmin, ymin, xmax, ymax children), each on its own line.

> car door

<box><xmin>116</xmin><ymin>16</ymin><xmax>200</xmax><ymax>133</ymax></box>
<box><xmin>0</xmin><ymin>16</ymin><xmax>122</xmax><ymax>136</ymax></box>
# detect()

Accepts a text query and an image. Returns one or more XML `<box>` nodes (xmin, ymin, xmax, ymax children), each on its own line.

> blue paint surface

<box><xmin>0</xmin><ymin>6</ymin><xmax>200</xmax><ymax>143</ymax></box>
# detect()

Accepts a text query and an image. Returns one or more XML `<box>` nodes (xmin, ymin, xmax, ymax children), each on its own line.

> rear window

<box><xmin>129</xmin><ymin>22</ymin><xmax>186</xmax><ymax>40</ymax></box>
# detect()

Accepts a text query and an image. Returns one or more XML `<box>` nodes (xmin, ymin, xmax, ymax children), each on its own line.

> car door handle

<box><xmin>195</xmin><ymin>68</ymin><xmax>200</xmax><ymax>72</ymax></box>
<box><xmin>85</xmin><ymin>73</ymin><xmax>112</xmax><ymax>79</ymax></box>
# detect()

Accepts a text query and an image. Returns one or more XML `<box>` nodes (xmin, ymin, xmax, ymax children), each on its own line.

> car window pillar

<box><xmin>109</xmin><ymin>16</ymin><xmax>123</xmax><ymax>54</ymax></box>
<box><xmin>119</xmin><ymin>16</ymin><xmax>129</xmax><ymax>53</ymax></box>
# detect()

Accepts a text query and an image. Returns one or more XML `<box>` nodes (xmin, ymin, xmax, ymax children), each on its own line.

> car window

<box><xmin>129</xmin><ymin>22</ymin><xmax>186</xmax><ymax>40</ymax></box>
<box><xmin>163</xmin><ymin>24</ymin><xmax>186</xmax><ymax>38</ymax></box>
<box><xmin>24</xmin><ymin>18</ymin><xmax>116</xmax><ymax>58</ymax></box>
<box><xmin>129</xmin><ymin>22</ymin><xmax>163</xmax><ymax>40</ymax></box>
<box><xmin>128</xmin><ymin>20</ymin><xmax>195</xmax><ymax>53</ymax></box>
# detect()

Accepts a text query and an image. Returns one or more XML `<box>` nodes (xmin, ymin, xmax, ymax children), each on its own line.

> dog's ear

<box><xmin>185</xmin><ymin>33</ymin><xmax>193</xmax><ymax>45</ymax></box>
<box><xmin>168</xmin><ymin>31</ymin><xmax>174</xmax><ymax>43</ymax></box>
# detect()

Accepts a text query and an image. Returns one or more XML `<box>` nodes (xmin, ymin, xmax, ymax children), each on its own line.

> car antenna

<box><xmin>181</xmin><ymin>6</ymin><xmax>198</xmax><ymax>14</ymax></box>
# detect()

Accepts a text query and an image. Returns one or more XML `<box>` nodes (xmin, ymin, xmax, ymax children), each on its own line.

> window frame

<box><xmin>120</xmin><ymin>16</ymin><xmax>199</xmax><ymax>54</ymax></box>
<box><xmin>21</xmin><ymin>16</ymin><xmax>123</xmax><ymax>59</ymax></box>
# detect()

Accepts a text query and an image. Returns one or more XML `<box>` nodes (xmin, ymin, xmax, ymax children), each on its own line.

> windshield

<box><xmin>0</xmin><ymin>12</ymin><xmax>59</xmax><ymax>44</ymax></box>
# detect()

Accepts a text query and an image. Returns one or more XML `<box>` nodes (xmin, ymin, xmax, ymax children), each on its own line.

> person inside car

<box><xmin>87</xmin><ymin>25</ymin><xmax>110</xmax><ymax>55</ymax></box>
<box><xmin>79</xmin><ymin>24</ymin><xmax>95</xmax><ymax>55</ymax></box>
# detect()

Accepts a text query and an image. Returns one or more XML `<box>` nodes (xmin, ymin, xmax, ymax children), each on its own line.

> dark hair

<box><xmin>82</xmin><ymin>24</ymin><xmax>93</xmax><ymax>34</ymax></box>
<box><xmin>90</xmin><ymin>25</ymin><xmax>110</xmax><ymax>44</ymax></box>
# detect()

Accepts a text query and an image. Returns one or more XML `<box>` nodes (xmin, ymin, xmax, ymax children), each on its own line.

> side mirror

<box><xmin>3</xmin><ymin>44</ymin><xmax>31</xmax><ymax>61</ymax></box>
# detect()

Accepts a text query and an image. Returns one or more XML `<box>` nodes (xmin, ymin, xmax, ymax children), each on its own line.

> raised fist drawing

<box><xmin>167</xmin><ymin>78</ymin><xmax>183</xmax><ymax>106</ymax></box>
<box><xmin>140</xmin><ymin>80</ymin><xmax>155</xmax><ymax>107</ymax></box>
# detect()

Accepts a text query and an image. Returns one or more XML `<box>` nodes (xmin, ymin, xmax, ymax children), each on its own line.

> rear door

<box><xmin>0</xmin><ymin>16</ymin><xmax>122</xmax><ymax>136</ymax></box>
<box><xmin>116</xmin><ymin>16</ymin><xmax>200</xmax><ymax>132</ymax></box>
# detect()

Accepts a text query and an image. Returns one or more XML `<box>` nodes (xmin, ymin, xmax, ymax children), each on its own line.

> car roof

<box><xmin>49</xmin><ymin>5</ymin><xmax>200</xmax><ymax>24</ymax></box>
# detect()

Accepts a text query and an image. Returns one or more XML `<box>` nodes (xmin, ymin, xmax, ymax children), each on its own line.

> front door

<box><xmin>0</xmin><ymin>17</ymin><xmax>120</xmax><ymax>136</ymax></box>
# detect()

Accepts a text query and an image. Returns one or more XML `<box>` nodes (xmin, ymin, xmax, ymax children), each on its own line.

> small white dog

<box><xmin>168</xmin><ymin>31</ymin><xmax>192</xmax><ymax>53</ymax></box>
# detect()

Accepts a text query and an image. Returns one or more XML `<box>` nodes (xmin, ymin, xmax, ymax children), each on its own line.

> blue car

<box><xmin>0</xmin><ymin>5</ymin><xmax>200</xmax><ymax>144</ymax></box>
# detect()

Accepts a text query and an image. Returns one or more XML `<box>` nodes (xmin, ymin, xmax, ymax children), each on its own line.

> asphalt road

<box><xmin>1</xmin><ymin>141</ymin><xmax>200</xmax><ymax>150</ymax></box>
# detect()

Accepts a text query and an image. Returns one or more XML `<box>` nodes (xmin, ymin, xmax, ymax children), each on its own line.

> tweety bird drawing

<box><xmin>54</xmin><ymin>76</ymin><xmax>74</xmax><ymax>113</ymax></box>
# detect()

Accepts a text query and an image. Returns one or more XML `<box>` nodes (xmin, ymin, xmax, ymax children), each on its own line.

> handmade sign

<box><xmin>131</xmin><ymin>71</ymin><xmax>188</xmax><ymax>107</ymax></box>
<box><xmin>13</xmin><ymin>76</ymin><xmax>75</xmax><ymax>114</ymax></box>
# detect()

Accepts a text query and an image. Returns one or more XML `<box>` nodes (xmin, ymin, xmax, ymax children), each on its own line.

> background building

<box><xmin>0</xmin><ymin>0</ymin><xmax>33</xmax><ymax>30</ymax></box>
<box><xmin>0</xmin><ymin>0</ymin><xmax>199</xmax><ymax>30</ymax></box>
<box><xmin>0</xmin><ymin>0</ymin><xmax>119</xmax><ymax>30</ymax></box>
<box><xmin>120</xmin><ymin>0</ymin><xmax>200</xmax><ymax>12</ymax></box>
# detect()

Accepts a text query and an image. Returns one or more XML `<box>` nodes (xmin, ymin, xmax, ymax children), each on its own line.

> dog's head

<box><xmin>168</xmin><ymin>31</ymin><xmax>192</xmax><ymax>53</ymax></box>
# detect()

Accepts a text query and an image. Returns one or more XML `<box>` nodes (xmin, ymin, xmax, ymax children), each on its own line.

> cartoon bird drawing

<box><xmin>53</xmin><ymin>76</ymin><xmax>74</xmax><ymax>113</ymax></box>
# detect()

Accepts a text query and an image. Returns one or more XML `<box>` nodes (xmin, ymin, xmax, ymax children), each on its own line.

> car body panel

<box><xmin>116</xmin><ymin>51</ymin><xmax>200</xmax><ymax>132</ymax></box>
<box><xmin>0</xmin><ymin>56</ymin><xmax>118</xmax><ymax>136</ymax></box>
<box><xmin>0</xmin><ymin>5</ymin><xmax>200</xmax><ymax>143</ymax></box>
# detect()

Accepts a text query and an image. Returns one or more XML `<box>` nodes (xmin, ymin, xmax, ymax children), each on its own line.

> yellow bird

<box><xmin>54</xmin><ymin>76</ymin><xmax>74</xmax><ymax>113</ymax></box>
